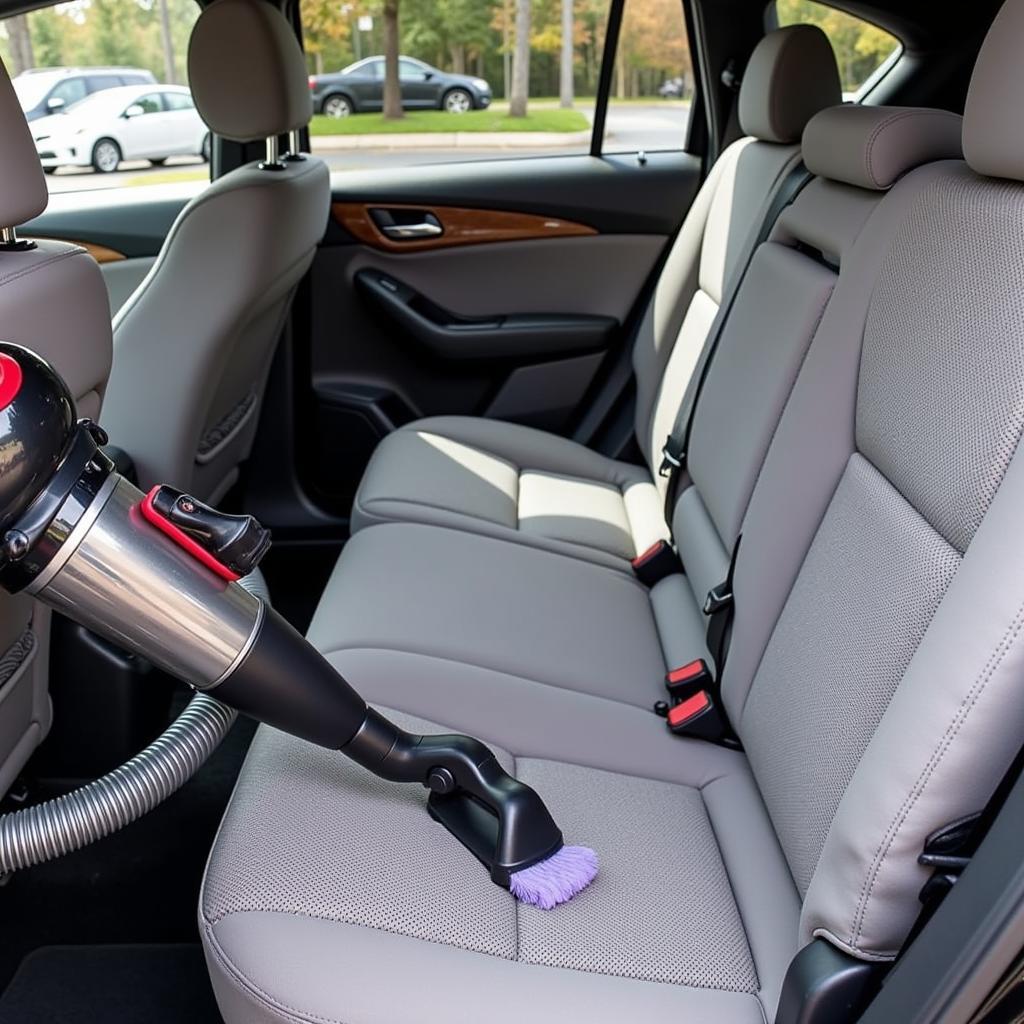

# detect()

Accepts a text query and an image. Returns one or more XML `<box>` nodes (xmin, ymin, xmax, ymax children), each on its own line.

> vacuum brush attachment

<box><xmin>0</xmin><ymin>342</ymin><xmax>597</xmax><ymax>908</ymax></box>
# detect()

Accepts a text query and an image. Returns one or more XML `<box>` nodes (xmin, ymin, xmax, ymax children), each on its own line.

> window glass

<box><xmin>50</xmin><ymin>75</ymin><xmax>87</xmax><ymax>106</ymax></box>
<box><xmin>131</xmin><ymin>92</ymin><xmax>163</xmax><ymax>114</ymax></box>
<box><xmin>87</xmin><ymin>74</ymin><xmax>122</xmax><ymax>92</ymax></box>
<box><xmin>601</xmin><ymin>0</ymin><xmax>693</xmax><ymax>154</ymax></box>
<box><xmin>399</xmin><ymin>58</ymin><xmax>428</xmax><ymax>80</ymax></box>
<box><xmin>1</xmin><ymin>0</ymin><xmax>205</xmax><ymax>194</ymax></box>
<box><xmin>774</xmin><ymin>0</ymin><xmax>901</xmax><ymax>97</ymax></box>
<box><xmin>301</xmin><ymin>0</ymin><xmax>620</xmax><ymax>169</ymax></box>
<box><xmin>163</xmin><ymin>90</ymin><xmax>195</xmax><ymax>111</ymax></box>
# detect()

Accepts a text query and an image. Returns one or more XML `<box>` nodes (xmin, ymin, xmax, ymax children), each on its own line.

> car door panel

<box><xmin>287</xmin><ymin>151</ymin><xmax>701</xmax><ymax>517</ymax></box>
<box><xmin>24</xmin><ymin>183</ymin><xmax>197</xmax><ymax>316</ymax></box>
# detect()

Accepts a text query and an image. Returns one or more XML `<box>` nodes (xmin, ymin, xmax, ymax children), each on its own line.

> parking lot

<box><xmin>44</xmin><ymin>103</ymin><xmax>690</xmax><ymax>193</ymax></box>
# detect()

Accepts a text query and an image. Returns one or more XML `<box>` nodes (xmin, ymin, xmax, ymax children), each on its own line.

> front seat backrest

<box><xmin>0</xmin><ymin>57</ymin><xmax>113</xmax><ymax>794</ymax></box>
<box><xmin>102</xmin><ymin>0</ymin><xmax>331</xmax><ymax>502</ymax></box>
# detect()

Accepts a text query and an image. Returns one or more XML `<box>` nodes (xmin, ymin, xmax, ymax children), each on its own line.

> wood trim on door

<box><xmin>28</xmin><ymin>237</ymin><xmax>127</xmax><ymax>264</ymax></box>
<box><xmin>332</xmin><ymin>202</ymin><xmax>597</xmax><ymax>253</ymax></box>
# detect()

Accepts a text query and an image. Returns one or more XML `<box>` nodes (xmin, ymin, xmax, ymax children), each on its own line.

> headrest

<box><xmin>738</xmin><ymin>25</ymin><xmax>842</xmax><ymax>144</ymax></box>
<box><xmin>803</xmin><ymin>105</ymin><xmax>963</xmax><ymax>190</ymax></box>
<box><xmin>188</xmin><ymin>0</ymin><xmax>312</xmax><ymax>142</ymax></box>
<box><xmin>0</xmin><ymin>59</ymin><xmax>48</xmax><ymax>227</ymax></box>
<box><xmin>963</xmin><ymin>0</ymin><xmax>1024</xmax><ymax>181</ymax></box>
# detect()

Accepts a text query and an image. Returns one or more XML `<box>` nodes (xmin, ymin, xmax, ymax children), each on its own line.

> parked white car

<box><xmin>32</xmin><ymin>83</ymin><xmax>210</xmax><ymax>174</ymax></box>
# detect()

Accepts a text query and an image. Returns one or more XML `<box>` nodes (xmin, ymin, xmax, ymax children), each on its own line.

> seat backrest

<box><xmin>631</xmin><ymin>24</ymin><xmax>841</xmax><ymax>480</ymax></box>
<box><xmin>0</xmin><ymin>58</ymin><xmax>113</xmax><ymax>794</ymax></box>
<box><xmin>102</xmin><ymin>0</ymin><xmax>331</xmax><ymax>502</ymax></box>
<box><xmin>665</xmin><ymin>106</ymin><xmax>962</xmax><ymax>666</ymax></box>
<box><xmin>720</xmin><ymin>0</ymin><xmax>1024</xmax><ymax>960</ymax></box>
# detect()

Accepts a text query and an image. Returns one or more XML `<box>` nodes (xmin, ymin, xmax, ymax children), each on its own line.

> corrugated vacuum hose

<box><xmin>0</xmin><ymin>573</ymin><xmax>268</xmax><ymax>874</ymax></box>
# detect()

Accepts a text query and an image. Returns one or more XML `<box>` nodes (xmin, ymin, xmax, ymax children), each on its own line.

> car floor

<box><xmin>0</xmin><ymin>708</ymin><xmax>256</xmax><ymax>1023</ymax></box>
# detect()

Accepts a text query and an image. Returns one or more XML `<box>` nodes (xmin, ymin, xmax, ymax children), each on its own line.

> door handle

<box><xmin>380</xmin><ymin>221</ymin><xmax>444</xmax><ymax>240</ymax></box>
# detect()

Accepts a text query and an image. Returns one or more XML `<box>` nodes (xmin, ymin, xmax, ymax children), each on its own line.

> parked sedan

<box><xmin>32</xmin><ymin>83</ymin><xmax>210</xmax><ymax>174</ymax></box>
<box><xmin>309</xmin><ymin>55</ymin><xmax>491</xmax><ymax>117</ymax></box>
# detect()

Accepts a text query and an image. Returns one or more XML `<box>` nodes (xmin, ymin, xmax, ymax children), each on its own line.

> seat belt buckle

<box><xmin>665</xmin><ymin>658</ymin><xmax>711</xmax><ymax>699</ymax></box>
<box><xmin>631</xmin><ymin>539</ymin><xmax>681</xmax><ymax>586</ymax></box>
<box><xmin>703</xmin><ymin>580</ymin><xmax>734</xmax><ymax>616</ymax></box>
<box><xmin>658</xmin><ymin>435</ymin><xmax>685</xmax><ymax>478</ymax></box>
<box><xmin>666</xmin><ymin>690</ymin><xmax>725</xmax><ymax>741</ymax></box>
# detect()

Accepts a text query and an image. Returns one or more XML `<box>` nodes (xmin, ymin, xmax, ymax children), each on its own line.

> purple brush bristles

<box><xmin>509</xmin><ymin>845</ymin><xmax>599</xmax><ymax>909</ymax></box>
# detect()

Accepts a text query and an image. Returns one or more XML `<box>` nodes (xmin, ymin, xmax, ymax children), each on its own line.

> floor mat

<box><xmin>0</xmin><ymin>944</ymin><xmax>222</xmax><ymax>1023</ymax></box>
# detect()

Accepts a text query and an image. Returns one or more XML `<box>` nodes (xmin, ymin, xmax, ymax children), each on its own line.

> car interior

<box><xmin>1</xmin><ymin>0</ymin><xmax>1024</xmax><ymax>1019</ymax></box>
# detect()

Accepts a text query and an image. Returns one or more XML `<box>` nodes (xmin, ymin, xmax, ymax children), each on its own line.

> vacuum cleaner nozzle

<box><xmin>0</xmin><ymin>342</ymin><xmax>597</xmax><ymax>907</ymax></box>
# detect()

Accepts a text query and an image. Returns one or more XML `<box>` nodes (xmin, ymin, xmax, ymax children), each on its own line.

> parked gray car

<box><xmin>309</xmin><ymin>55</ymin><xmax>491</xmax><ymax>117</ymax></box>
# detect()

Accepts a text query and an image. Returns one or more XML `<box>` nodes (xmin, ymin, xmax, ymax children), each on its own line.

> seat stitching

<box><xmin>695</xmin><ymin>782</ymin><xmax>763</xmax><ymax>998</ymax></box>
<box><xmin>319</xmin><ymin>645</ymin><xmax>743</xmax><ymax>787</ymax></box>
<box><xmin>862</xmin><ymin>109</ymin><xmax>961</xmax><ymax>189</ymax></box>
<box><xmin>205</xmin><ymin>920</ymin><xmax>350</xmax><ymax>1024</ymax></box>
<box><xmin>317</xmin><ymin>639</ymin><xmax>652</xmax><ymax>711</ymax></box>
<box><xmin>0</xmin><ymin>247</ymin><xmax>82</xmax><ymax>288</ymax></box>
<box><xmin>848</xmin><ymin>592</ymin><xmax>1024</xmax><ymax>948</ymax></box>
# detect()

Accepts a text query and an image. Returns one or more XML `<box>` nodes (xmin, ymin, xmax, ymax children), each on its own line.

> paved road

<box><xmin>46</xmin><ymin>104</ymin><xmax>690</xmax><ymax>194</ymax></box>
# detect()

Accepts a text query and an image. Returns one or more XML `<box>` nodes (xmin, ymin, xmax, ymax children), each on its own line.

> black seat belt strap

<box><xmin>661</xmin><ymin>160</ymin><xmax>814</xmax><ymax>521</ymax></box>
<box><xmin>705</xmin><ymin>534</ymin><xmax>741</xmax><ymax>676</ymax></box>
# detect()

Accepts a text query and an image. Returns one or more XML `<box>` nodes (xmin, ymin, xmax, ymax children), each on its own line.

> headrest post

<box><xmin>284</xmin><ymin>129</ymin><xmax>306</xmax><ymax>162</ymax></box>
<box><xmin>0</xmin><ymin>226</ymin><xmax>35</xmax><ymax>254</ymax></box>
<box><xmin>260</xmin><ymin>135</ymin><xmax>286</xmax><ymax>172</ymax></box>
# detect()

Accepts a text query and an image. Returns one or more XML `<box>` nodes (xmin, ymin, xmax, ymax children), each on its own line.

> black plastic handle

<box><xmin>355</xmin><ymin>269</ymin><xmax>617</xmax><ymax>361</ymax></box>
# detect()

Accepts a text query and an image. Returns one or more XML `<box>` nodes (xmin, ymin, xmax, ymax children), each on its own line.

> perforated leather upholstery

<box><xmin>203</xmin><ymin>2</ymin><xmax>1024</xmax><ymax>1021</ymax></box>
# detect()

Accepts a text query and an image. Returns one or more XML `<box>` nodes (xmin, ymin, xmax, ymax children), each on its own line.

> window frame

<box><xmin>767</xmin><ymin>0</ymin><xmax>904</xmax><ymax>101</ymax></box>
<box><xmin>590</xmin><ymin>0</ymin><xmax>705</xmax><ymax>159</ymax></box>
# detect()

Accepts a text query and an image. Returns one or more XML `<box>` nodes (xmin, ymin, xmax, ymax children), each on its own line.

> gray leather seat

<box><xmin>205</xmin><ymin>15</ymin><xmax>1024</xmax><ymax>1021</ymax></box>
<box><xmin>202</xmin><ymin>3</ymin><xmax>1024</xmax><ymax>1021</ymax></box>
<box><xmin>302</xmin><ymin>106</ymin><xmax>962</xmax><ymax>706</ymax></box>
<box><xmin>349</xmin><ymin>25</ymin><xmax>842</xmax><ymax>571</ymax></box>
<box><xmin>0</xmin><ymin>59</ymin><xmax>113</xmax><ymax>794</ymax></box>
<box><xmin>100</xmin><ymin>0</ymin><xmax>330</xmax><ymax>502</ymax></box>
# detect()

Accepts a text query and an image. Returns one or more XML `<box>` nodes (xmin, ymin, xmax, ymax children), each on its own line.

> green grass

<box><xmin>310</xmin><ymin>108</ymin><xmax>589</xmax><ymax>135</ymax></box>
<box><xmin>121</xmin><ymin>167</ymin><xmax>210</xmax><ymax>187</ymax></box>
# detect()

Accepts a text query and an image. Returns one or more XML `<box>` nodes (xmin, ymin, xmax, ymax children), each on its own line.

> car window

<box><xmin>773</xmin><ymin>0</ymin><xmax>901</xmax><ymax>97</ymax></box>
<box><xmin>1</xmin><ymin>0</ymin><xmax>205</xmax><ymax>195</ymax></box>
<box><xmin>87</xmin><ymin>74</ymin><xmax>123</xmax><ymax>93</ymax></box>
<box><xmin>49</xmin><ymin>76</ymin><xmax>87</xmax><ymax>107</ymax></box>
<box><xmin>163</xmin><ymin>91</ymin><xmax>195</xmax><ymax>111</ymax></box>
<box><xmin>130</xmin><ymin>93</ymin><xmax>164</xmax><ymax>115</ymax></box>
<box><xmin>601</xmin><ymin>0</ymin><xmax>694</xmax><ymax>155</ymax></box>
<box><xmin>399</xmin><ymin>59</ymin><xmax>428</xmax><ymax>81</ymax></box>
<box><xmin>301</xmin><ymin>0</ymin><xmax>697</xmax><ymax>169</ymax></box>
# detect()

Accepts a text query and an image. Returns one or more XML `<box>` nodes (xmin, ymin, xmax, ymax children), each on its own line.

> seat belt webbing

<box><xmin>660</xmin><ymin>160</ymin><xmax>815</xmax><ymax>523</ymax></box>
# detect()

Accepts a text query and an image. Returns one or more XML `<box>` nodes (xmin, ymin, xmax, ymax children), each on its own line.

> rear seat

<box><xmin>200</xmin><ymin>3</ymin><xmax>1024</xmax><ymax>1021</ymax></box>
<box><xmin>300</xmin><ymin>107</ymin><xmax>961</xmax><ymax>712</ymax></box>
<box><xmin>349</xmin><ymin>24</ymin><xmax>842</xmax><ymax>572</ymax></box>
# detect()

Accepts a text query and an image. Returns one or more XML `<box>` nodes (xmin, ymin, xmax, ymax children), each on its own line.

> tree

<box><xmin>508</xmin><ymin>0</ymin><xmax>529</xmax><ymax>116</ymax></box>
<box><xmin>158</xmin><ymin>0</ymin><xmax>175</xmax><ymax>83</ymax></box>
<box><xmin>301</xmin><ymin>0</ymin><xmax>353</xmax><ymax>75</ymax></box>
<box><xmin>382</xmin><ymin>0</ymin><xmax>403</xmax><ymax>119</ymax></box>
<box><xmin>6</xmin><ymin>14</ymin><xmax>34</xmax><ymax>75</ymax></box>
<box><xmin>559</xmin><ymin>0</ymin><xmax>573</xmax><ymax>107</ymax></box>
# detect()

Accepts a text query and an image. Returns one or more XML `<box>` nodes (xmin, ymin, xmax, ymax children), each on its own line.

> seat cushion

<box><xmin>201</xmin><ymin>709</ymin><xmax>800</xmax><ymax>1024</ymax></box>
<box><xmin>352</xmin><ymin>417</ymin><xmax>669</xmax><ymax>571</ymax></box>
<box><xmin>307</xmin><ymin>522</ymin><xmax>709</xmax><ymax>710</ymax></box>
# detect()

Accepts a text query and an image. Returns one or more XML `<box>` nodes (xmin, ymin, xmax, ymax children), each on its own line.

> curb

<box><xmin>311</xmin><ymin>129</ymin><xmax>593</xmax><ymax>150</ymax></box>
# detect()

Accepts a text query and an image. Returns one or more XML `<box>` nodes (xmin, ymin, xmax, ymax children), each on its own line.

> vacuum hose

<box><xmin>0</xmin><ymin>570</ymin><xmax>268</xmax><ymax>874</ymax></box>
<box><xmin>0</xmin><ymin>692</ymin><xmax>233</xmax><ymax>873</ymax></box>
<box><xmin>0</xmin><ymin>343</ymin><xmax>578</xmax><ymax>893</ymax></box>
